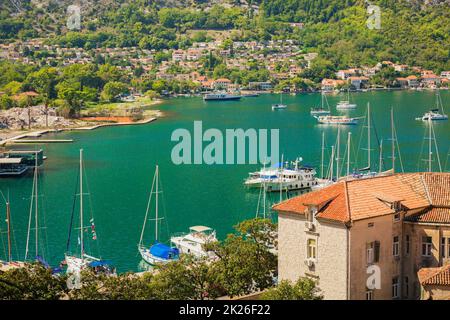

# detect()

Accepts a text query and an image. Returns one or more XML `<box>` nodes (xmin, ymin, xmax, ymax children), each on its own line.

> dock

<box><xmin>10</xmin><ymin>139</ymin><xmax>73</xmax><ymax>144</ymax></box>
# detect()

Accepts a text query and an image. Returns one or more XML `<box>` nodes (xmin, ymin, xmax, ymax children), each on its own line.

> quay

<box><xmin>10</xmin><ymin>139</ymin><xmax>73</xmax><ymax>144</ymax></box>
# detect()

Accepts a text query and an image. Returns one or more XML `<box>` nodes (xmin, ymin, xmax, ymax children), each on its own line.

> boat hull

<box><xmin>139</xmin><ymin>246</ymin><xmax>177</xmax><ymax>265</ymax></box>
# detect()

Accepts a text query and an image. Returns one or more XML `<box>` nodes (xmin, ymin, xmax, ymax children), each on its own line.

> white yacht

<box><xmin>245</xmin><ymin>159</ymin><xmax>319</xmax><ymax>192</ymax></box>
<box><xmin>336</xmin><ymin>89</ymin><xmax>357</xmax><ymax>109</ymax></box>
<box><xmin>171</xmin><ymin>226</ymin><xmax>217</xmax><ymax>259</ymax></box>
<box><xmin>315</xmin><ymin>115</ymin><xmax>359</xmax><ymax>125</ymax></box>
<box><xmin>417</xmin><ymin>110</ymin><xmax>448</xmax><ymax>121</ymax></box>
<box><xmin>204</xmin><ymin>92</ymin><xmax>241</xmax><ymax>101</ymax></box>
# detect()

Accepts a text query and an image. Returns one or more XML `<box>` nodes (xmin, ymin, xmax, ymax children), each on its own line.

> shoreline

<box><xmin>0</xmin><ymin>100</ymin><xmax>164</xmax><ymax>146</ymax></box>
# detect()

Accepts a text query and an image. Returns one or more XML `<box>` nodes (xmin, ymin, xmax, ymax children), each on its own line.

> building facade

<box><xmin>274</xmin><ymin>173</ymin><xmax>450</xmax><ymax>300</ymax></box>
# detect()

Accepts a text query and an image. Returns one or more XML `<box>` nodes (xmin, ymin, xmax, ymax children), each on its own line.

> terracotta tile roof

<box><xmin>418</xmin><ymin>265</ymin><xmax>450</xmax><ymax>286</ymax></box>
<box><xmin>404</xmin><ymin>207</ymin><xmax>450</xmax><ymax>224</ymax></box>
<box><xmin>273</xmin><ymin>182</ymin><xmax>345</xmax><ymax>219</ymax></box>
<box><xmin>273</xmin><ymin>173</ymin><xmax>450</xmax><ymax>224</ymax></box>
<box><xmin>422</xmin><ymin>173</ymin><xmax>450</xmax><ymax>207</ymax></box>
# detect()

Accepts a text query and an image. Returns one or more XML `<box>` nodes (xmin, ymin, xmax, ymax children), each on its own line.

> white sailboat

<box><xmin>416</xmin><ymin>90</ymin><xmax>448</xmax><ymax>121</ymax></box>
<box><xmin>272</xmin><ymin>93</ymin><xmax>287</xmax><ymax>110</ymax></box>
<box><xmin>310</xmin><ymin>92</ymin><xmax>331</xmax><ymax>116</ymax></box>
<box><xmin>64</xmin><ymin>149</ymin><xmax>114</xmax><ymax>275</ymax></box>
<box><xmin>336</xmin><ymin>89</ymin><xmax>357</xmax><ymax>110</ymax></box>
<box><xmin>138</xmin><ymin>165</ymin><xmax>179</xmax><ymax>265</ymax></box>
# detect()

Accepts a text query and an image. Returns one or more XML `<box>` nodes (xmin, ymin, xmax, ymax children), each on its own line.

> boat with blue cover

<box><xmin>138</xmin><ymin>165</ymin><xmax>179</xmax><ymax>265</ymax></box>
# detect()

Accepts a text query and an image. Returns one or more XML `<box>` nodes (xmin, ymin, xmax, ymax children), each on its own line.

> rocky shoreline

<box><xmin>0</xmin><ymin>103</ymin><xmax>163</xmax><ymax>144</ymax></box>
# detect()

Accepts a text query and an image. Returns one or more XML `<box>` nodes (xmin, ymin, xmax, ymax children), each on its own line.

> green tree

<box><xmin>261</xmin><ymin>277</ymin><xmax>323</xmax><ymax>300</ymax></box>
<box><xmin>100</xmin><ymin>81</ymin><xmax>129</xmax><ymax>102</ymax></box>
<box><xmin>0</xmin><ymin>263</ymin><xmax>67</xmax><ymax>300</ymax></box>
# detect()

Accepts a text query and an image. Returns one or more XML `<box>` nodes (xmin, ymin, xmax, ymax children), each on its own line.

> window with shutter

<box><xmin>374</xmin><ymin>241</ymin><xmax>380</xmax><ymax>262</ymax></box>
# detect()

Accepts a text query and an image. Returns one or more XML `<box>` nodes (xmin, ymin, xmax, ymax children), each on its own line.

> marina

<box><xmin>0</xmin><ymin>91</ymin><xmax>449</xmax><ymax>273</ymax></box>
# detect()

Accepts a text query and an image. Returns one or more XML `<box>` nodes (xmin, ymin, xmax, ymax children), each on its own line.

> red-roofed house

<box><xmin>273</xmin><ymin>172</ymin><xmax>450</xmax><ymax>300</ymax></box>
<box><xmin>418</xmin><ymin>265</ymin><xmax>450</xmax><ymax>300</ymax></box>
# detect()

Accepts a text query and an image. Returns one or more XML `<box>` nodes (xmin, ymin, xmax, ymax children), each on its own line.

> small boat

<box><xmin>138</xmin><ymin>165</ymin><xmax>179</xmax><ymax>265</ymax></box>
<box><xmin>336</xmin><ymin>89</ymin><xmax>357</xmax><ymax>109</ymax></box>
<box><xmin>272</xmin><ymin>93</ymin><xmax>287</xmax><ymax>110</ymax></box>
<box><xmin>315</xmin><ymin>115</ymin><xmax>359</xmax><ymax>125</ymax></box>
<box><xmin>64</xmin><ymin>149</ymin><xmax>115</xmax><ymax>276</ymax></box>
<box><xmin>310</xmin><ymin>92</ymin><xmax>331</xmax><ymax>116</ymax></box>
<box><xmin>203</xmin><ymin>92</ymin><xmax>241</xmax><ymax>101</ymax></box>
<box><xmin>170</xmin><ymin>226</ymin><xmax>217</xmax><ymax>259</ymax></box>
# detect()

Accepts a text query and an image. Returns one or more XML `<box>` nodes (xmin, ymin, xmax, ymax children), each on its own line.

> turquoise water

<box><xmin>0</xmin><ymin>91</ymin><xmax>449</xmax><ymax>272</ymax></box>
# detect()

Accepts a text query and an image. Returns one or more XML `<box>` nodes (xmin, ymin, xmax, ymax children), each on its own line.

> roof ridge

<box><xmin>420</xmin><ymin>174</ymin><xmax>433</xmax><ymax>206</ymax></box>
<box><xmin>344</xmin><ymin>180</ymin><xmax>351</xmax><ymax>223</ymax></box>
<box><xmin>422</xmin><ymin>265</ymin><xmax>450</xmax><ymax>285</ymax></box>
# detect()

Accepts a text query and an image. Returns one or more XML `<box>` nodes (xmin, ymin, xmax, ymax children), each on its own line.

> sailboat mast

<box><xmin>346</xmin><ymin>132</ymin><xmax>351</xmax><ymax>178</ymax></box>
<box><xmin>6</xmin><ymin>199</ymin><xmax>11</xmax><ymax>262</ymax></box>
<box><xmin>155</xmin><ymin>165</ymin><xmax>159</xmax><ymax>241</ymax></box>
<box><xmin>391</xmin><ymin>108</ymin><xmax>395</xmax><ymax>173</ymax></box>
<box><xmin>367</xmin><ymin>103</ymin><xmax>371</xmax><ymax>169</ymax></box>
<box><xmin>379</xmin><ymin>139</ymin><xmax>383</xmax><ymax>174</ymax></box>
<box><xmin>263</xmin><ymin>162</ymin><xmax>267</xmax><ymax>218</ymax></box>
<box><xmin>321</xmin><ymin>132</ymin><xmax>325</xmax><ymax>178</ymax></box>
<box><xmin>428</xmin><ymin>118</ymin><xmax>432</xmax><ymax>172</ymax></box>
<box><xmin>279</xmin><ymin>154</ymin><xmax>283</xmax><ymax>203</ymax></box>
<box><xmin>79</xmin><ymin>149</ymin><xmax>84</xmax><ymax>258</ymax></box>
<box><xmin>34</xmin><ymin>152</ymin><xmax>39</xmax><ymax>256</ymax></box>
<box><xmin>336</xmin><ymin>125</ymin><xmax>341</xmax><ymax>180</ymax></box>
<box><xmin>330</xmin><ymin>146</ymin><xmax>335</xmax><ymax>181</ymax></box>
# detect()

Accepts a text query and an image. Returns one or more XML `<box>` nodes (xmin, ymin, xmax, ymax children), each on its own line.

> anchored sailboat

<box><xmin>138</xmin><ymin>165</ymin><xmax>179</xmax><ymax>265</ymax></box>
<box><xmin>336</xmin><ymin>89</ymin><xmax>357</xmax><ymax>110</ymax></box>
<box><xmin>416</xmin><ymin>90</ymin><xmax>448</xmax><ymax>121</ymax></box>
<box><xmin>310</xmin><ymin>92</ymin><xmax>331</xmax><ymax>116</ymax></box>
<box><xmin>64</xmin><ymin>149</ymin><xmax>114</xmax><ymax>275</ymax></box>
<box><xmin>272</xmin><ymin>93</ymin><xmax>287</xmax><ymax>110</ymax></box>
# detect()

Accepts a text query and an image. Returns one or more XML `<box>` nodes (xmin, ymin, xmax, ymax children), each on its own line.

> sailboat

<box><xmin>416</xmin><ymin>90</ymin><xmax>448</xmax><ymax>121</ymax></box>
<box><xmin>64</xmin><ymin>149</ymin><xmax>114</xmax><ymax>275</ymax></box>
<box><xmin>311</xmin><ymin>92</ymin><xmax>331</xmax><ymax>116</ymax></box>
<box><xmin>336</xmin><ymin>89</ymin><xmax>357</xmax><ymax>110</ymax></box>
<box><xmin>272</xmin><ymin>92</ymin><xmax>287</xmax><ymax>110</ymax></box>
<box><xmin>138</xmin><ymin>165</ymin><xmax>179</xmax><ymax>265</ymax></box>
<box><xmin>0</xmin><ymin>191</ymin><xmax>24</xmax><ymax>269</ymax></box>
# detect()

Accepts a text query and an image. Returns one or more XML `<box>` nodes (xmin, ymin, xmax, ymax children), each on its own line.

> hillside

<box><xmin>0</xmin><ymin>0</ymin><xmax>449</xmax><ymax>71</ymax></box>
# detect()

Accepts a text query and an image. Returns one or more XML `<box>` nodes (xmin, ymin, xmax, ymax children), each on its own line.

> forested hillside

<box><xmin>0</xmin><ymin>0</ymin><xmax>449</xmax><ymax>70</ymax></box>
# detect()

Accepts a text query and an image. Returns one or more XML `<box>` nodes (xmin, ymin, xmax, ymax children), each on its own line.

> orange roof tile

<box><xmin>418</xmin><ymin>265</ymin><xmax>450</xmax><ymax>286</ymax></box>
<box><xmin>273</xmin><ymin>173</ymin><xmax>450</xmax><ymax>224</ymax></box>
<box><xmin>405</xmin><ymin>207</ymin><xmax>450</xmax><ymax>224</ymax></box>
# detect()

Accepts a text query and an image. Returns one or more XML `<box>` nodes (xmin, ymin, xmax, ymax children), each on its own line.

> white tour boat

<box><xmin>204</xmin><ymin>92</ymin><xmax>241</xmax><ymax>101</ymax></box>
<box><xmin>245</xmin><ymin>159</ymin><xmax>319</xmax><ymax>192</ymax></box>
<box><xmin>170</xmin><ymin>226</ymin><xmax>217</xmax><ymax>259</ymax></box>
<box><xmin>315</xmin><ymin>115</ymin><xmax>359</xmax><ymax>125</ymax></box>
